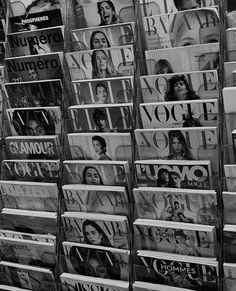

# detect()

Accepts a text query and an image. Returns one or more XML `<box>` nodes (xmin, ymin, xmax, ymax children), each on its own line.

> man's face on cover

<box><xmin>99</xmin><ymin>2</ymin><xmax>114</xmax><ymax>25</ymax></box>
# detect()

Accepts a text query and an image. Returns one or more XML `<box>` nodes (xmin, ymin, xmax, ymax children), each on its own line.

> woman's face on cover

<box><xmin>172</xmin><ymin>12</ymin><xmax>220</xmax><ymax>47</ymax></box>
<box><xmin>84</xmin><ymin>225</ymin><xmax>103</xmax><ymax>244</ymax></box>
<box><xmin>96</xmin><ymin>85</ymin><xmax>108</xmax><ymax>103</ymax></box>
<box><xmin>86</xmin><ymin>258</ymin><xmax>109</xmax><ymax>278</ymax></box>
<box><xmin>96</xmin><ymin>51</ymin><xmax>107</xmax><ymax>71</ymax></box>
<box><xmin>161</xmin><ymin>171</ymin><xmax>169</xmax><ymax>182</ymax></box>
<box><xmin>92</xmin><ymin>32</ymin><xmax>109</xmax><ymax>49</ymax></box>
<box><xmin>99</xmin><ymin>2</ymin><xmax>114</xmax><ymax>25</ymax></box>
<box><xmin>171</xmin><ymin>137</ymin><xmax>183</xmax><ymax>154</ymax></box>
<box><xmin>92</xmin><ymin>140</ymin><xmax>104</xmax><ymax>155</ymax></box>
<box><xmin>173</xmin><ymin>80</ymin><xmax>187</xmax><ymax>99</ymax></box>
<box><xmin>85</xmin><ymin>168</ymin><xmax>101</xmax><ymax>184</ymax></box>
<box><xmin>26</xmin><ymin>119</ymin><xmax>46</xmax><ymax>136</ymax></box>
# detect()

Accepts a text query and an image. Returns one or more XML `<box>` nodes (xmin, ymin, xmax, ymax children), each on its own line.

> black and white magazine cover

<box><xmin>4</xmin><ymin>79</ymin><xmax>63</xmax><ymax>108</ymax></box>
<box><xmin>7</xmin><ymin>26</ymin><xmax>65</xmax><ymax>57</ymax></box>
<box><xmin>75</xmin><ymin>0</ymin><xmax>135</xmax><ymax>28</ymax></box>
<box><xmin>70</xmin><ymin>22</ymin><xmax>134</xmax><ymax>51</ymax></box>
<box><xmin>1</xmin><ymin>159</ymin><xmax>60</xmax><ymax>182</ymax></box>
<box><xmin>6</xmin><ymin>107</ymin><xmax>62</xmax><ymax>136</ymax></box>
<box><xmin>71</xmin><ymin>76</ymin><xmax>133</xmax><ymax>105</ymax></box>
<box><xmin>145</xmin><ymin>43</ymin><xmax>219</xmax><ymax>75</ymax></box>
<box><xmin>63</xmin><ymin>160</ymin><xmax>130</xmax><ymax>188</ymax></box>
<box><xmin>62</xmin><ymin>184</ymin><xmax>130</xmax><ymax>215</ymax></box>
<box><xmin>65</xmin><ymin>45</ymin><xmax>134</xmax><ymax>81</ymax></box>
<box><xmin>139</xmin><ymin>99</ymin><xmax>218</xmax><ymax>128</ymax></box>
<box><xmin>135</xmin><ymin>160</ymin><xmax>213</xmax><ymax>189</ymax></box>
<box><xmin>140</xmin><ymin>70</ymin><xmax>219</xmax><ymax>103</ymax></box>
<box><xmin>67</xmin><ymin>132</ymin><xmax>132</xmax><ymax>162</ymax></box>
<box><xmin>4</xmin><ymin>52</ymin><xmax>64</xmax><ymax>82</ymax></box>
<box><xmin>62</xmin><ymin>242</ymin><xmax>130</xmax><ymax>280</ymax></box>
<box><xmin>61</xmin><ymin>212</ymin><xmax>129</xmax><ymax>249</ymax></box>
<box><xmin>68</xmin><ymin>103</ymin><xmax>133</xmax><ymax>133</ymax></box>
<box><xmin>143</xmin><ymin>7</ymin><xmax>220</xmax><ymax>50</ymax></box>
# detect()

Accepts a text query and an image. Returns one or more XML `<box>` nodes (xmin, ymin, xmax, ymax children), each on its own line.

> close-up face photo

<box><xmin>92</xmin><ymin>32</ymin><xmax>109</xmax><ymax>49</ymax></box>
<box><xmin>84</xmin><ymin>168</ymin><xmax>101</xmax><ymax>184</ymax></box>
<box><xmin>96</xmin><ymin>51</ymin><xmax>107</xmax><ymax>71</ymax></box>
<box><xmin>84</xmin><ymin>224</ymin><xmax>103</xmax><ymax>244</ymax></box>
<box><xmin>92</xmin><ymin>140</ymin><xmax>103</xmax><ymax>155</ymax></box>
<box><xmin>173</xmin><ymin>80</ymin><xmax>187</xmax><ymax>99</ymax></box>
<box><xmin>99</xmin><ymin>1</ymin><xmax>114</xmax><ymax>25</ymax></box>
<box><xmin>171</xmin><ymin>137</ymin><xmax>183</xmax><ymax>153</ymax></box>
<box><xmin>96</xmin><ymin>85</ymin><xmax>108</xmax><ymax>103</ymax></box>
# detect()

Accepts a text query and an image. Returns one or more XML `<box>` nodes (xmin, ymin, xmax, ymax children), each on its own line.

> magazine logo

<box><xmin>8</xmin><ymin>30</ymin><xmax>63</xmax><ymax>49</ymax></box>
<box><xmin>154</xmin><ymin>260</ymin><xmax>197</xmax><ymax>277</ymax></box>
<box><xmin>136</xmin><ymin>164</ymin><xmax>209</xmax><ymax>181</ymax></box>
<box><xmin>63</xmin><ymin>281</ymin><xmax>121</xmax><ymax>291</ymax></box>
<box><xmin>6</xmin><ymin>56</ymin><xmax>61</xmax><ymax>73</ymax></box>
<box><xmin>141</xmin><ymin>101</ymin><xmax>217</xmax><ymax>125</ymax></box>
<box><xmin>138</xmin><ymin>129</ymin><xmax>217</xmax><ymax>150</ymax></box>
<box><xmin>141</xmin><ymin>71</ymin><xmax>218</xmax><ymax>97</ymax></box>
<box><xmin>9</xmin><ymin>141</ymin><xmax>56</xmax><ymax>155</ymax></box>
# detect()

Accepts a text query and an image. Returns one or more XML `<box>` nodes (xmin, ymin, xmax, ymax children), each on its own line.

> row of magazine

<box><xmin>0</xmin><ymin>0</ymin><xmax>236</xmax><ymax>291</ymax></box>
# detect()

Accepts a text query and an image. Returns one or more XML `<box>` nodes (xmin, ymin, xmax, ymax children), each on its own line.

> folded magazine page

<box><xmin>133</xmin><ymin>187</ymin><xmax>217</xmax><ymax>225</ymax></box>
<box><xmin>140</xmin><ymin>70</ymin><xmax>219</xmax><ymax>103</ymax></box>
<box><xmin>133</xmin><ymin>281</ymin><xmax>194</xmax><ymax>291</ymax></box>
<box><xmin>70</xmin><ymin>22</ymin><xmax>135</xmax><ymax>51</ymax></box>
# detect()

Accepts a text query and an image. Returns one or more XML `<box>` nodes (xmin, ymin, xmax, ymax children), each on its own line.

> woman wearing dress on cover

<box><xmin>92</xmin><ymin>135</ymin><xmax>112</xmax><ymax>160</ymax></box>
<box><xmin>91</xmin><ymin>49</ymin><xmax>122</xmax><ymax>79</ymax></box>
<box><xmin>165</xmin><ymin>75</ymin><xmax>200</xmax><ymax>101</ymax></box>
<box><xmin>167</xmin><ymin>130</ymin><xmax>193</xmax><ymax>160</ymax></box>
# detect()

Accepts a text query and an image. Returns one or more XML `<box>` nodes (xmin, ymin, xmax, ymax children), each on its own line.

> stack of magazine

<box><xmin>60</xmin><ymin>0</ymin><xmax>135</xmax><ymax>290</ymax></box>
<box><xmin>223</xmin><ymin>1</ymin><xmax>236</xmax><ymax>290</ymax></box>
<box><xmin>132</xmin><ymin>0</ymin><xmax>220</xmax><ymax>290</ymax></box>
<box><xmin>0</xmin><ymin>0</ymin><xmax>67</xmax><ymax>289</ymax></box>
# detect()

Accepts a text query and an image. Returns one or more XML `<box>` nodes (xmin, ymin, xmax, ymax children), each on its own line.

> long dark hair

<box><xmin>82</xmin><ymin>166</ymin><xmax>103</xmax><ymax>185</ymax></box>
<box><xmin>82</xmin><ymin>220</ymin><xmax>112</xmax><ymax>247</ymax></box>
<box><xmin>90</xmin><ymin>31</ymin><xmax>110</xmax><ymax>49</ymax></box>
<box><xmin>168</xmin><ymin>130</ymin><xmax>193</xmax><ymax>160</ymax></box>
<box><xmin>165</xmin><ymin>75</ymin><xmax>200</xmax><ymax>101</ymax></box>
<box><xmin>97</xmin><ymin>0</ymin><xmax>119</xmax><ymax>25</ymax></box>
